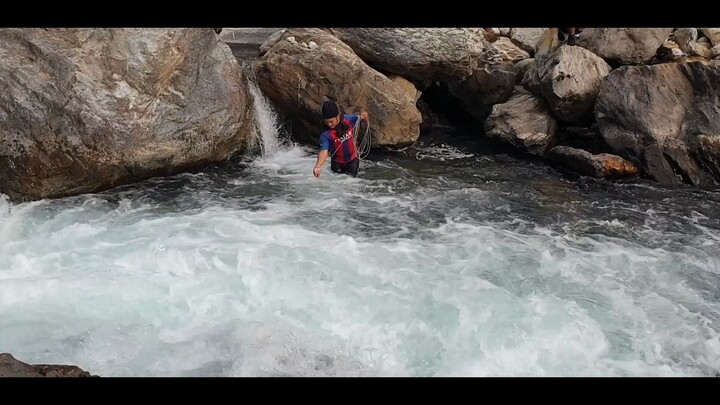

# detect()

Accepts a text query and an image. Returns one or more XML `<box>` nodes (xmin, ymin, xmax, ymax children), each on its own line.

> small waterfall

<box><xmin>248</xmin><ymin>80</ymin><xmax>283</xmax><ymax>157</ymax></box>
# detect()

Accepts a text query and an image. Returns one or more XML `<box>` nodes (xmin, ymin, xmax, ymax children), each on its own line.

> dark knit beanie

<box><xmin>321</xmin><ymin>100</ymin><xmax>339</xmax><ymax>119</ymax></box>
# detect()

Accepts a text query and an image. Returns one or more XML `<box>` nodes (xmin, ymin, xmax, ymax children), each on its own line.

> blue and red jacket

<box><xmin>319</xmin><ymin>114</ymin><xmax>360</xmax><ymax>164</ymax></box>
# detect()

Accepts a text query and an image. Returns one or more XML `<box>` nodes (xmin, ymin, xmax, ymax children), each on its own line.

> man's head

<box><xmin>322</xmin><ymin>100</ymin><xmax>340</xmax><ymax>128</ymax></box>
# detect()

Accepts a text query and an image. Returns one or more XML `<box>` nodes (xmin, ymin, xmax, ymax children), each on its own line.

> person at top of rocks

<box><xmin>558</xmin><ymin>28</ymin><xmax>584</xmax><ymax>45</ymax></box>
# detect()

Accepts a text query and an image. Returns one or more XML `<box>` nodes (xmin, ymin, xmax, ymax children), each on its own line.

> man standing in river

<box><xmin>313</xmin><ymin>100</ymin><xmax>369</xmax><ymax>178</ymax></box>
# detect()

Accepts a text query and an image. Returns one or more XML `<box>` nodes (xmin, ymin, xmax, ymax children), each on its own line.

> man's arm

<box><xmin>314</xmin><ymin>133</ymin><xmax>330</xmax><ymax>177</ymax></box>
<box><xmin>313</xmin><ymin>149</ymin><xmax>329</xmax><ymax>177</ymax></box>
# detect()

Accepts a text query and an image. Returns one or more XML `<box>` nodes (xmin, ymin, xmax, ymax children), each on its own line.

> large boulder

<box><xmin>254</xmin><ymin>28</ymin><xmax>422</xmax><ymax>149</ymax></box>
<box><xmin>328</xmin><ymin>28</ymin><xmax>486</xmax><ymax>83</ymax></box>
<box><xmin>484</xmin><ymin>86</ymin><xmax>557</xmax><ymax>156</ymax></box>
<box><xmin>595</xmin><ymin>60</ymin><xmax>720</xmax><ymax>186</ymax></box>
<box><xmin>0</xmin><ymin>28</ymin><xmax>256</xmax><ymax>201</ymax></box>
<box><xmin>577</xmin><ymin>28</ymin><xmax>674</xmax><ymax>64</ymax></box>
<box><xmin>522</xmin><ymin>44</ymin><xmax>611</xmax><ymax>123</ymax></box>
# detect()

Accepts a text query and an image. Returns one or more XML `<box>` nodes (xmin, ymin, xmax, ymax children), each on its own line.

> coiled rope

<box><xmin>352</xmin><ymin>116</ymin><xmax>372</xmax><ymax>160</ymax></box>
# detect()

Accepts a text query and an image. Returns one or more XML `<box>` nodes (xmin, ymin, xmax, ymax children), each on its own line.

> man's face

<box><xmin>324</xmin><ymin>115</ymin><xmax>340</xmax><ymax>129</ymax></box>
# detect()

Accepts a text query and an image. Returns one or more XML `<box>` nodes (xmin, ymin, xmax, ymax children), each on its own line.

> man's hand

<box><xmin>314</xmin><ymin>150</ymin><xmax>328</xmax><ymax>177</ymax></box>
<box><xmin>360</xmin><ymin>111</ymin><xmax>369</xmax><ymax>121</ymax></box>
